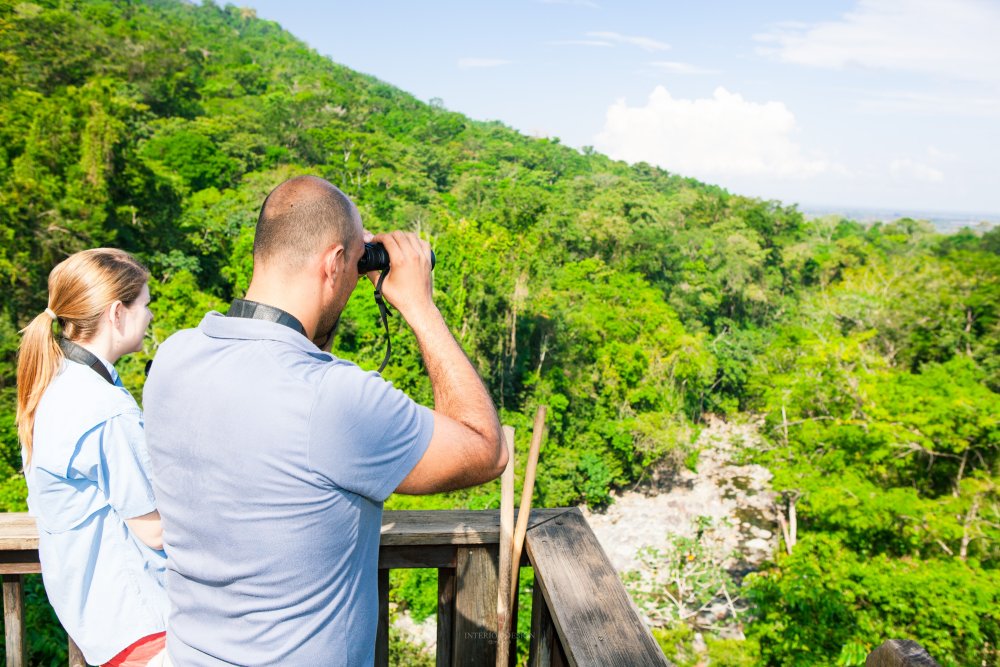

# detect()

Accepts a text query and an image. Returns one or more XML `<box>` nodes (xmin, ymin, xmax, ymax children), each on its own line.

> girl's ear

<box><xmin>107</xmin><ymin>300</ymin><xmax>125</xmax><ymax>331</ymax></box>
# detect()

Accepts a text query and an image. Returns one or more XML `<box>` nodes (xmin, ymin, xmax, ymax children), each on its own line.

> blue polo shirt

<box><xmin>26</xmin><ymin>358</ymin><xmax>168</xmax><ymax>665</ymax></box>
<box><xmin>143</xmin><ymin>312</ymin><xmax>433</xmax><ymax>666</ymax></box>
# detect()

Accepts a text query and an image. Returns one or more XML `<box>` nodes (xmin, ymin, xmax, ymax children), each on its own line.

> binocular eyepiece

<box><xmin>357</xmin><ymin>242</ymin><xmax>436</xmax><ymax>274</ymax></box>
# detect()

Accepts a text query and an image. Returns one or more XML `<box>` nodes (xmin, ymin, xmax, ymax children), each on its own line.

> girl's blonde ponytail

<box><xmin>15</xmin><ymin>249</ymin><xmax>149</xmax><ymax>466</ymax></box>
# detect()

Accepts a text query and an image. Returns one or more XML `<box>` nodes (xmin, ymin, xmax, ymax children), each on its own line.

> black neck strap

<box><xmin>228</xmin><ymin>295</ymin><xmax>392</xmax><ymax>373</ymax></box>
<box><xmin>373</xmin><ymin>269</ymin><xmax>392</xmax><ymax>374</ymax></box>
<box><xmin>227</xmin><ymin>299</ymin><xmax>306</xmax><ymax>336</ymax></box>
<box><xmin>60</xmin><ymin>339</ymin><xmax>115</xmax><ymax>385</ymax></box>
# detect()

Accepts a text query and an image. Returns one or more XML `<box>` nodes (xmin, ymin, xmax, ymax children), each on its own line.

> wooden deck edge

<box><xmin>525</xmin><ymin>507</ymin><xmax>670</xmax><ymax>667</ymax></box>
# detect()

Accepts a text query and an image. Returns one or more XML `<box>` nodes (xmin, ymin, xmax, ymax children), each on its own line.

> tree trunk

<box><xmin>781</xmin><ymin>403</ymin><xmax>789</xmax><ymax>447</ymax></box>
<box><xmin>953</xmin><ymin>449</ymin><xmax>968</xmax><ymax>497</ymax></box>
<box><xmin>788</xmin><ymin>496</ymin><xmax>798</xmax><ymax>551</ymax></box>
<box><xmin>959</xmin><ymin>495</ymin><xmax>980</xmax><ymax>561</ymax></box>
<box><xmin>775</xmin><ymin>493</ymin><xmax>799</xmax><ymax>555</ymax></box>
<box><xmin>776</xmin><ymin>503</ymin><xmax>792</xmax><ymax>556</ymax></box>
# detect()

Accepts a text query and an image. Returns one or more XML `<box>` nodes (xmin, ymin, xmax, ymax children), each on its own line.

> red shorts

<box><xmin>104</xmin><ymin>632</ymin><xmax>167</xmax><ymax>667</ymax></box>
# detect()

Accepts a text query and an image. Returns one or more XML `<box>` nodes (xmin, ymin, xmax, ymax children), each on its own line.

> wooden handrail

<box><xmin>526</xmin><ymin>509</ymin><xmax>669</xmax><ymax>666</ymax></box>
<box><xmin>0</xmin><ymin>510</ymin><xmax>947</xmax><ymax>667</ymax></box>
<box><xmin>0</xmin><ymin>508</ymin><xmax>666</xmax><ymax>667</ymax></box>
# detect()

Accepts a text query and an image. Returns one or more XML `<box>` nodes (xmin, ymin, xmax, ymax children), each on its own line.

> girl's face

<box><xmin>118</xmin><ymin>282</ymin><xmax>153</xmax><ymax>355</ymax></box>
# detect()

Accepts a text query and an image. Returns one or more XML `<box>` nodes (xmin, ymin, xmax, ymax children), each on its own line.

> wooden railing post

<box><xmin>68</xmin><ymin>636</ymin><xmax>86</xmax><ymax>667</ymax></box>
<box><xmin>528</xmin><ymin>578</ymin><xmax>555</xmax><ymax>667</ymax></box>
<box><xmin>437</xmin><ymin>567</ymin><xmax>456</xmax><ymax>667</ymax></box>
<box><xmin>2</xmin><ymin>574</ymin><xmax>25</xmax><ymax>667</ymax></box>
<box><xmin>375</xmin><ymin>568</ymin><xmax>390</xmax><ymax>667</ymax></box>
<box><xmin>452</xmin><ymin>545</ymin><xmax>498</xmax><ymax>666</ymax></box>
<box><xmin>506</xmin><ymin>566</ymin><xmax>520</xmax><ymax>667</ymax></box>
<box><xmin>525</xmin><ymin>508</ymin><xmax>669</xmax><ymax>666</ymax></box>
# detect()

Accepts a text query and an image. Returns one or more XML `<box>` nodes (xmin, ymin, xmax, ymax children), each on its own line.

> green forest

<box><xmin>1</xmin><ymin>1</ymin><xmax>997</xmax><ymax>665</ymax></box>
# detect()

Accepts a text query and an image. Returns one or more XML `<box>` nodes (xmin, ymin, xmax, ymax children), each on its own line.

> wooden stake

<box><xmin>496</xmin><ymin>425</ymin><xmax>516</xmax><ymax>667</ymax></box>
<box><xmin>509</xmin><ymin>405</ymin><xmax>547</xmax><ymax>613</ymax></box>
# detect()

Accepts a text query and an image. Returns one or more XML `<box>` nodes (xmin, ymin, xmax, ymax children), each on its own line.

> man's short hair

<box><xmin>253</xmin><ymin>176</ymin><xmax>360</xmax><ymax>270</ymax></box>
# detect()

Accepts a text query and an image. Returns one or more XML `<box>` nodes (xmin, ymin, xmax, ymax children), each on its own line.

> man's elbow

<box><xmin>491</xmin><ymin>433</ymin><xmax>509</xmax><ymax>477</ymax></box>
<box><xmin>479</xmin><ymin>428</ymin><xmax>507</xmax><ymax>482</ymax></box>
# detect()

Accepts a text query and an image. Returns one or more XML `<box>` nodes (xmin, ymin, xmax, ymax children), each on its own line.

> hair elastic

<box><xmin>44</xmin><ymin>308</ymin><xmax>57</xmax><ymax>321</ymax></box>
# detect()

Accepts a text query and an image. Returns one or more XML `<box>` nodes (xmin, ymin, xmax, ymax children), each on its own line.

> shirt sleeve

<box><xmin>308</xmin><ymin>363</ymin><xmax>434</xmax><ymax>502</ymax></box>
<box><xmin>98</xmin><ymin>412</ymin><xmax>158</xmax><ymax>520</ymax></box>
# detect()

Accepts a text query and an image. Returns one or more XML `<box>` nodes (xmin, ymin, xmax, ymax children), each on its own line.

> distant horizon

<box><xmin>796</xmin><ymin>202</ymin><xmax>1000</xmax><ymax>233</ymax></box>
<box><xmin>798</xmin><ymin>202</ymin><xmax>1000</xmax><ymax>222</ymax></box>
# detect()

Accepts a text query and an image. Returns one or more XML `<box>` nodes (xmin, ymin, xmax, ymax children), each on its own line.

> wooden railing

<box><xmin>0</xmin><ymin>508</ymin><xmax>668</xmax><ymax>666</ymax></box>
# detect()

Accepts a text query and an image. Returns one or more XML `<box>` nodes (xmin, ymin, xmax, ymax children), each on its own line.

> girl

<box><xmin>16</xmin><ymin>248</ymin><xmax>169</xmax><ymax>667</ymax></box>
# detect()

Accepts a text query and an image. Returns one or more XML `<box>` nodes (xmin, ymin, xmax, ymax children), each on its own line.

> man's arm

<box><xmin>368</xmin><ymin>231</ymin><xmax>506</xmax><ymax>494</ymax></box>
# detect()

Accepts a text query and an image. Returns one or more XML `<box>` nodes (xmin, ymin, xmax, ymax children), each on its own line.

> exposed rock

<box><xmin>582</xmin><ymin>415</ymin><xmax>777</xmax><ymax>575</ymax></box>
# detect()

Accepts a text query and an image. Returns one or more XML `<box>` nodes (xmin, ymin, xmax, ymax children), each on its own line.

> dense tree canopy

<box><xmin>1</xmin><ymin>1</ymin><xmax>997</xmax><ymax>664</ymax></box>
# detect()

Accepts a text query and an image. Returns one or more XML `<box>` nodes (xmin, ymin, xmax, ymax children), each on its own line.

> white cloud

<box><xmin>593</xmin><ymin>86</ymin><xmax>834</xmax><ymax>180</ymax></box>
<box><xmin>457</xmin><ymin>58</ymin><xmax>513</xmax><ymax>70</ymax></box>
<box><xmin>648</xmin><ymin>61</ymin><xmax>718</xmax><ymax>75</ymax></box>
<box><xmin>585</xmin><ymin>31</ymin><xmax>670</xmax><ymax>52</ymax></box>
<box><xmin>756</xmin><ymin>0</ymin><xmax>1000</xmax><ymax>83</ymax></box>
<box><xmin>890</xmin><ymin>158</ymin><xmax>944</xmax><ymax>183</ymax></box>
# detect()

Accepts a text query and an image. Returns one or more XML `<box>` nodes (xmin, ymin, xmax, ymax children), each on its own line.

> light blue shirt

<box><xmin>144</xmin><ymin>312</ymin><xmax>433</xmax><ymax>666</ymax></box>
<box><xmin>26</xmin><ymin>357</ymin><xmax>168</xmax><ymax>665</ymax></box>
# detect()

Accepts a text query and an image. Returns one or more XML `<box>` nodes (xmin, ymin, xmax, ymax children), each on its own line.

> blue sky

<box><xmin>236</xmin><ymin>0</ymin><xmax>1000</xmax><ymax>216</ymax></box>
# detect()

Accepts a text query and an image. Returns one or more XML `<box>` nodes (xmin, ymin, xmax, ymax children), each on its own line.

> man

<box><xmin>144</xmin><ymin>175</ymin><xmax>506</xmax><ymax>665</ymax></box>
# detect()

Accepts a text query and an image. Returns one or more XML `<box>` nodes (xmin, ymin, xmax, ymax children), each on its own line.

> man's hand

<box><xmin>364</xmin><ymin>231</ymin><xmax>435</xmax><ymax>323</ymax></box>
<box><xmin>363</xmin><ymin>232</ymin><xmax>505</xmax><ymax>494</ymax></box>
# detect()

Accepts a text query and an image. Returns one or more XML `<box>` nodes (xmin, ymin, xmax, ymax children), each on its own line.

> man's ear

<box><xmin>321</xmin><ymin>244</ymin><xmax>346</xmax><ymax>286</ymax></box>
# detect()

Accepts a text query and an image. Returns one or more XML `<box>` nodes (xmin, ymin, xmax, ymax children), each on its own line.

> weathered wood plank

<box><xmin>375</xmin><ymin>568</ymin><xmax>390</xmax><ymax>667</ymax></box>
<box><xmin>379</xmin><ymin>545</ymin><xmax>456</xmax><ymax>569</ymax></box>
<box><xmin>497</xmin><ymin>426</ymin><xmax>516</xmax><ymax>667</ymax></box>
<box><xmin>0</xmin><ymin>515</ymin><xmax>39</xmax><ymax>552</ymax></box>
<box><xmin>437</xmin><ymin>568</ymin><xmax>456</xmax><ymax>667</ymax></box>
<box><xmin>525</xmin><ymin>508</ymin><xmax>669</xmax><ymax>667</ymax></box>
<box><xmin>380</xmin><ymin>509</ymin><xmax>568</xmax><ymax>547</ymax></box>
<box><xmin>0</xmin><ymin>551</ymin><xmax>41</xmax><ymax>575</ymax></box>
<box><xmin>506</xmin><ymin>566</ymin><xmax>521</xmax><ymax>667</ymax></box>
<box><xmin>68</xmin><ymin>636</ymin><xmax>86</xmax><ymax>667</ymax></box>
<box><xmin>453</xmin><ymin>545</ymin><xmax>499</xmax><ymax>667</ymax></box>
<box><xmin>0</xmin><ymin>509</ymin><xmax>572</xmax><ymax>554</ymax></box>
<box><xmin>866</xmin><ymin>639</ymin><xmax>940</xmax><ymax>667</ymax></box>
<box><xmin>3</xmin><ymin>574</ymin><xmax>25</xmax><ymax>667</ymax></box>
<box><xmin>554</xmin><ymin>640</ymin><xmax>570</xmax><ymax>667</ymax></box>
<box><xmin>528</xmin><ymin>577</ymin><xmax>555</xmax><ymax>667</ymax></box>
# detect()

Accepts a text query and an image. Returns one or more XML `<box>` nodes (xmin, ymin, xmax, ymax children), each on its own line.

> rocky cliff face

<box><xmin>582</xmin><ymin>415</ymin><xmax>777</xmax><ymax>634</ymax></box>
<box><xmin>584</xmin><ymin>415</ymin><xmax>776</xmax><ymax>570</ymax></box>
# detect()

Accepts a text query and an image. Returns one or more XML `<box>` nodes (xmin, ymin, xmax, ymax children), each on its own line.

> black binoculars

<box><xmin>357</xmin><ymin>242</ymin><xmax>436</xmax><ymax>273</ymax></box>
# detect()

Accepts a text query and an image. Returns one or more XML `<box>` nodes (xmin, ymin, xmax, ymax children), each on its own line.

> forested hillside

<box><xmin>1</xmin><ymin>1</ymin><xmax>997</xmax><ymax>665</ymax></box>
